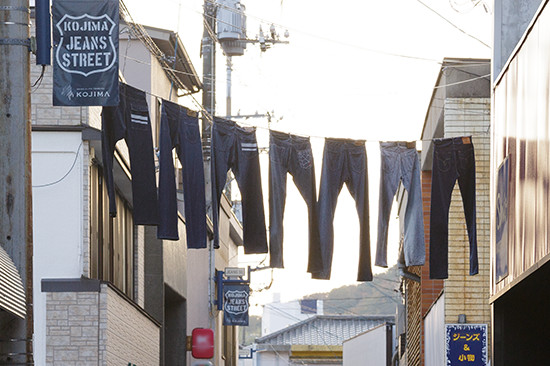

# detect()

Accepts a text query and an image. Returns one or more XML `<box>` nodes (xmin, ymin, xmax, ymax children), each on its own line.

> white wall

<box><xmin>262</xmin><ymin>299</ymin><xmax>324</xmax><ymax>336</ymax></box>
<box><xmin>343</xmin><ymin>324</ymin><xmax>387</xmax><ymax>366</ymax></box>
<box><xmin>32</xmin><ymin>131</ymin><xmax>85</xmax><ymax>366</ymax></box>
<box><xmin>256</xmin><ymin>350</ymin><xmax>289</xmax><ymax>366</ymax></box>
<box><xmin>424</xmin><ymin>293</ymin><xmax>445</xmax><ymax>366</ymax></box>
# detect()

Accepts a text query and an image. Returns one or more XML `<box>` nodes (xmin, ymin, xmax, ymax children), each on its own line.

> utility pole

<box><xmin>0</xmin><ymin>0</ymin><xmax>33</xmax><ymax>364</ymax></box>
<box><xmin>201</xmin><ymin>0</ymin><xmax>217</xmax><ymax>339</ymax></box>
<box><xmin>202</xmin><ymin>0</ymin><xmax>216</xmax><ymax>155</ymax></box>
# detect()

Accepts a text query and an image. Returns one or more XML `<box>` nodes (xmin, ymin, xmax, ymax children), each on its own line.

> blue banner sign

<box><xmin>52</xmin><ymin>0</ymin><xmax>119</xmax><ymax>106</ymax></box>
<box><xmin>446</xmin><ymin>324</ymin><xmax>487</xmax><ymax>366</ymax></box>
<box><xmin>223</xmin><ymin>284</ymin><xmax>249</xmax><ymax>326</ymax></box>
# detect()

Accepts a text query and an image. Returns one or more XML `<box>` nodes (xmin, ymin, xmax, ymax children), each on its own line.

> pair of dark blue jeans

<box><xmin>375</xmin><ymin>142</ymin><xmax>425</xmax><ymax>268</ymax></box>
<box><xmin>157</xmin><ymin>100</ymin><xmax>206</xmax><ymax>248</ymax></box>
<box><xmin>101</xmin><ymin>83</ymin><xmax>159</xmax><ymax>225</ymax></box>
<box><xmin>314</xmin><ymin>138</ymin><xmax>372</xmax><ymax>282</ymax></box>
<box><xmin>211</xmin><ymin>118</ymin><xmax>268</xmax><ymax>254</ymax></box>
<box><xmin>268</xmin><ymin>131</ymin><xmax>322</xmax><ymax>272</ymax></box>
<box><xmin>430</xmin><ymin>136</ymin><xmax>478</xmax><ymax>279</ymax></box>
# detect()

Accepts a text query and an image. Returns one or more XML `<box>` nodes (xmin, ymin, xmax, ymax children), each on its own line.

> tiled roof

<box><xmin>255</xmin><ymin>315</ymin><xmax>394</xmax><ymax>346</ymax></box>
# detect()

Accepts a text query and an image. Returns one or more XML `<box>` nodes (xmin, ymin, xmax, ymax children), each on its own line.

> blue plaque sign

<box><xmin>446</xmin><ymin>324</ymin><xmax>487</xmax><ymax>366</ymax></box>
<box><xmin>223</xmin><ymin>284</ymin><xmax>249</xmax><ymax>326</ymax></box>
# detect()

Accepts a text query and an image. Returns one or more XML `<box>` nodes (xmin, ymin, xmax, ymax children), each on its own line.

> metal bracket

<box><xmin>0</xmin><ymin>38</ymin><xmax>31</xmax><ymax>48</ymax></box>
<box><xmin>0</xmin><ymin>6</ymin><xmax>30</xmax><ymax>13</ymax></box>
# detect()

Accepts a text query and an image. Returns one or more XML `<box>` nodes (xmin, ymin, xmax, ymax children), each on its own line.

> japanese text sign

<box><xmin>446</xmin><ymin>324</ymin><xmax>487</xmax><ymax>366</ymax></box>
<box><xmin>52</xmin><ymin>0</ymin><xmax>119</xmax><ymax>106</ymax></box>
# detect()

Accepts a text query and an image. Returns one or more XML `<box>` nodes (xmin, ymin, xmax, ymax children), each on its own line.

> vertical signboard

<box><xmin>495</xmin><ymin>156</ymin><xmax>510</xmax><ymax>282</ymax></box>
<box><xmin>52</xmin><ymin>0</ymin><xmax>119</xmax><ymax>106</ymax></box>
<box><xmin>223</xmin><ymin>284</ymin><xmax>249</xmax><ymax>326</ymax></box>
<box><xmin>446</xmin><ymin>324</ymin><xmax>487</xmax><ymax>366</ymax></box>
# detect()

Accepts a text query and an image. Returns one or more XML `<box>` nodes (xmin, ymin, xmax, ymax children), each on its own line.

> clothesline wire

<box><xmin>120</xmin><ymin>2</ymin><xmax>493</xmax><ymax>143</ymax></box>
<box><xmin>129</xmin><ymin>82</ymin><xmax>492</xmax><ymax>145</ymax></box>
<box><xmin>136</xmin><ymin>85</ymin><xmax>492</xmax><ymax>144</ymax></box>
<box><xmin>121</xmin><ymin>53</ymin><xmax>490</xmax><ymax>99</ymax></box>
<box><xmin>234</xmin><ymin>118</ymin><xmax>490</xmax><ymax>143</ymax></box>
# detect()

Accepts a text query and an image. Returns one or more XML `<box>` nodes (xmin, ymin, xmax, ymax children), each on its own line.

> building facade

<box><xmin>30</xmin><ymin>12</ymin><xmax>243</xmax><ymax>366</ymax></box>
<box><xmin>398</xmin><ymin>58</ymin><xmax>491</xmax><ymax>366</ymax></box>
<box><xmin>491</xmin><ymin>0</ymin><xmax>550</xmax><ymax>363</ymax></box>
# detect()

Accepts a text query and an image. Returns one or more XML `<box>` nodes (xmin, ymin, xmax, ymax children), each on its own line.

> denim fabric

<box><xmin>430</xmin><ymin>136</ymin><xmax>478</xmax><ymax>279</ymax></box>
<box><xmin>268</xmin><ymin>131</ymin><xmax>322</xmax><ymax>272</ymax></box>
<box><xmin>314</xmin><ymin>138</ymin><xmax>372</xmax><ymax>281</ymax></box>
<box><xmin>375</xmin><ymin>142</ymin><xmax>425</xmax><ymax>268</ymax></box>
<box><xmin>157</xmin><ymin>100</ymin><xmax>206</xmax><ymax>248</ymax></box>
<box><xmin>101</xmin><ymin>83</ymin><xmax>159</xmax><ymax>225</ymax></box>
<box><xmin>211</xmin><ymin>118</ymin><xmax>268</xmax><ymax>254</ymax></box>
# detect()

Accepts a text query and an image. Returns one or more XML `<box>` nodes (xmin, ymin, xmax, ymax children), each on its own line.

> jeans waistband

<box><xmin>271</xmin><ymin>130</ymin><xmax>310</xmax><ymax>147</ymax></box>
<box><xmin>121</xmin><ymin>83</ymin><xmax>146</xmax><ymax>103</ymax></box>
<box><xmin>325</xmin><ymin>137</ymin><xmax>365</xmax><ymax>150</ymax></box>
<box><xmin>380</xmin><ymin>141</ymin><xmax>416</xmax><ymax>149</ymax></box>
<box><xmin>213</xmin><ymin>117</ymin><xmax>256</xmax><ymax>135</ymax></box>
<box><xmin>433</xmin><ymin>136</ymin><xmax>472</xmax><ymax>147</ymax></box>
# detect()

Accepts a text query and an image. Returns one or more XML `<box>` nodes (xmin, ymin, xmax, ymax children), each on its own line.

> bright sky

<box><xmin>129</xmin><ymin>0</ymin><xmax>492</xmax><ymax>314</ymax></box>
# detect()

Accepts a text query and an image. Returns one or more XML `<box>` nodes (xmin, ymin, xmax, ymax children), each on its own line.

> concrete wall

<box><xmin>32</xmin><ymin>131</ymin><xmax>85</xmax><ymax>365</ymax></box>
<box><xmin>256</xmin><ymin>349</ymin><xmax>290</xmax><ymax>366</ymax></box>
<box><xmin>343</xmin><ymin>325</ymin><xmax>387</xmax><ymax>366</ymax></box>
<box><xmin>493</xmin><ymin>0</ymin><xmax>544</xmax><ymax>79</ymax></box>
<box><xmin>45</xmin><ymin>291</ymin><xmax>100</xmax><ymax>365</ymax></box>
<box><xmin>424</xmin><ymin>294</ymin><xmax>445</xmax><ymax>366</ymax></box>
<box><xmin>44</xmin><ymin>284</ymin><xmax>160</xmax><ymax>365</ymax></box>
<box><xmin>104</xmin><ymin>285</ymin><xmax>160</xmax><ymax>365</ymax></box>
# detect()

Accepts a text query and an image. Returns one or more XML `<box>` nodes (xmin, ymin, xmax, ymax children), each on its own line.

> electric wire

<box><xmin>206</xmin><ymin>0</ymin><xmax>491</xmax><ymax>59</ymax></box>
<box><xmin>31</xmin><ymin>65</ymin><xmax>46</xmax><ymax>91</ymax></box>
<box><xmin>415</xmin><ymin>0</ymin><xmax>490</xmax><ymax>48</ymax></box>
<box><xmin>145</xmin><ymin>0</ymin><xmax>489</xmax><ymax>64</ymax></box>
<box><xmin>32</xmin><ymin>141</ymin><xmax>83</xmax><ymax>188</ymax></box>
<box><xmin>449</xmin><ymin>0</ymin><xmax>484</xmax><ymax>14</ymax></box>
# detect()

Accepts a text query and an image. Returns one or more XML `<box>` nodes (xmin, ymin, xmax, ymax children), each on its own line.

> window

<box><xmin>90</xmin><ymin>162</ymin><xmax>134</xmax><ymax>299</ymax></box>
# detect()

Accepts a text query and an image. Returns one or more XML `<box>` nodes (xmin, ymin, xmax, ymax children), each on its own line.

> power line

<box><xmin>32</xmin><ymin>142</ymin><xmax>83</xmax><ymax>188</ymax></box>
<box><xmin>433</xmin><ymin>73</ymin><xmax>490</xmax><ymax>88</ymax></box>
<box><xmin>145</xmin><ymin>0</ymin><xmax>485</xmax><ymax>64</ymax></box>
<box><xmin>415</xmin><ymin>0</ymin><xmax>490</xmax><ymax>48</ymax></box>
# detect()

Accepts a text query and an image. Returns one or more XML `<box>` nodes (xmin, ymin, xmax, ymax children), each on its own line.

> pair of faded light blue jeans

<box><xmin>375</xmin><ymin>142</ymin><xmax>425</xmax><ymax>270</ymax></box>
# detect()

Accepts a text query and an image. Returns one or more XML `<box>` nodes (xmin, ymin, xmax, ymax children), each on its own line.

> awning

<box><xmin>0</xmin><ymin>246</ymin><xmax>26</xmax><ymax>319</ymax></box>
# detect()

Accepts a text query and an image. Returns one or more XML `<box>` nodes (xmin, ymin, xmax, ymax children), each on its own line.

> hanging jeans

<box><xmin>157</xmin><ymin>100</ymin><xmax>206</xmax><ymax>248</ymax></box>
<box><xmin>268</xmin><ymin>130</ymin><xmax>322</xmax><ymax>272</ymax></box>
<box><xmin>314</xmin><ymin>138</ymin><xmax>371</xmax><ymax>281</ymax></box>
<box><xmin>430</xmin><ymin>136</ymin><xmax>478</xmax><ymax>279</ymax></box>
<box><xmin>375</xmin><ymin>142</ymin><xmax>425</xmax><ymax>268</ymax></box>
<box><xmin>101</xmin><ymin>83</ymin><xmax>159</xmax><ymax>225</ymax></box>
<box><xmin>211</xmin><ymin>118</ymin><xmax>268</xmax><ymax>254</ymax></box>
